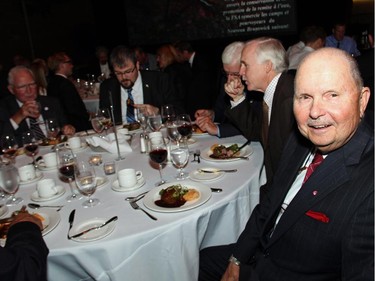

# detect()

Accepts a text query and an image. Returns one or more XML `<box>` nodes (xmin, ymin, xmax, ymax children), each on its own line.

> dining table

<box><xmin>4</xmin><ymin>130</ymin><xmax>265</xmax><ymax>281</ymax></box>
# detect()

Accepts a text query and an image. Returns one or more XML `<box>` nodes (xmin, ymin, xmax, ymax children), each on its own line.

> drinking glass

<box><xmin>166</xmin><ymin>120</ymin><xmax>181</xmax><ymax>145</ymax></box>
<box><xmin>160</xmin><ymin>104</ymin><xmax>176</xmax><ymax>124</ymax></box>
<box><xmin>22</xmin><ymin>131</ymin><xmax>39</xmax><ymax>165</ymax></box>
<box><xmin>45</xmin><ymin>118</ymin><xmax>61</xmax><ymax>141</ymax></box>
<box><xmin>75</xmin><ymin>161</ymin><xmax>99</xmax><ymax>207</ymax></box>
<box><xmin>148</xmin><ymin>114</ymin><xmax>163</xmax><ymax>132</ymax></box>
<box><xmin>149</xmin><ymin>140</ymin><xmax>168</xmax><ymax>186</ymax></box>
<box><xmin>0</xmin><ymin>164</ymin><xmax>23</xmax><ymax>205</ymax></box>
<box><xmin>98</xmin><ymin>108</ymin><xmax>112</xmax><ymax>134</ymax></box>
<box><xmin>0</xmin><ymin>134</ymin><xmax>18</xmax><ymax>163</ymax></box>
<box><xmin>176</xmin><ymin>114</ymin><xmax>192</xmax><ymax>145</ymax></box>
<box><xmin>170</xmin><ymin>142</ymin><xmax>190</xmax><ymax>180</ymax></box>
<box><xmin>136</xmin><ymin>108</ymin><xmax>149</xmax><ymax>133</ymax></box>
<box><xmin>57</xmin><ymin>146</ymin><xmax>82</xmax><ymax>201</ymax></box>
<box><xmin>91</xmin><ymin>110</ymin><xmax>105</xmax><ymax>134</ymax></box>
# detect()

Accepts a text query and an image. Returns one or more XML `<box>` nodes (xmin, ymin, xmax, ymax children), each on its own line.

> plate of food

<box><xmin>39</xmin><ymin>135</ymin><xmax>68</xmax><ymax>147</ymax></box>
<box><xmin>122</xmin><ymin>122</ymin><xmax>142</xmax><ymax>134</ymax></box>
<box><xmin>200</xmin><ymin>143</ymin><xmax>253</xmax><ymax>162</ymax></box>
<box><xmin>191</xmin><ymin>124</ymin><xmax>209</xmax><ymax>137</ymax></box>
<box><xmin>143</xmin><ymin>181</ymin><xmax>211</xmax><ymax>213</ymax></box>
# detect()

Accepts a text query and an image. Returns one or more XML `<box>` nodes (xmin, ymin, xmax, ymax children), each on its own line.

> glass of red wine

<box><xmin>149</xmin><ymin>140</ymin><xmax>168</xmax><ymax>186</ymax></box>
<box><xmin>22</xmin><ymin>131</ymin><xmax>39</xmax><ymax>166</ymax></box>
<box><xmin>176</xmin><ymin>114</ymin><xmax>192</xmax><ymax>146</ymax></box>
<box><xmin>1</xmin><ymin>134</ymin><xmax>19</xmax><ymax>163</ymax></box>
<box><xmin>57</xmin><ymin>146</ymin><xmax>82</xmax><ymax>201</ymax></box>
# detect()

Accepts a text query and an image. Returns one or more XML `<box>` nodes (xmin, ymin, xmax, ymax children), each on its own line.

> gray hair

<box><xmin>221</xmin><ymin>41</ymin><xmax>244</xmax><ymax>65</ymax></box>
<box><xmin>8</xmin><ymin>65</ymin><xmax>34</xmax><ymax>85</ymax></box>
<box><xmin>246</xmin><ymin>37</ymin><xmax>287</xmax><ymax>73</ymax></box>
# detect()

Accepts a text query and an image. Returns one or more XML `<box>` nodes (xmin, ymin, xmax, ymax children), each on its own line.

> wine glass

<box><xmin>98</xmin><ymin>108</ymin><xmax>112</xmax><ymax>134</ymax></box>
<box><xmin>170</xmin><ymin>142</ymin><xmax>190</xmax><ymax>180</ymax></box>
<box><xmin>149</xmin><ymin>139</ymin><xmax>168</xmax><ymax>186</ymax></box>
<box><xmin>0</xmin><ymin>163</ymin><xmax>23</xmax><ymax>205</ymax></box>
<box><xmin>75</xmin><ymin>160</ymin><xmax>99</xmax><ymax>207</ymax></box>
<box><xmin>176</xmin><ymin>114</ymin><xmax>192</xmax><ymax>145</ymax></box>
<box><xmin>91</xmin><ymin>110</ymin><xmax>105</xmax><ymax>135</ymax></box>
<box><xmin>160</xmin><ymin>104</ymin><xmax>176</xmax><ymax>124</ymax></box>
<box><xmin>57</xmin><ymin>146</ymin><xmax>82</xmax><ymax>201</ymax></box>
<box><xmin>148</xmin><ymin>114</ymin><xmax>162</xmax><ymax>132</ymax></box>
<box><xmin>45</xmin><ymin>118</ymin><xmax>61</xmax><ymax>141</ymax></box>
<box><xmin>22</xmin><ymin>131</ymin><xmax>39</xmax><ymax>165</ymax></box>
<box><xmin>136</xmin><ymin>108</ymin><xmax>149</xmax><ymax>133</ymax></box>
<box><xmin>166</xmin><ymin>120</ymin><xmax>182</xmax><ymax>146</ymax></box>
<box><xmin>0</xmin><ymin>134</ymin><xmax>19</xmax><ymax>163</ymax></box>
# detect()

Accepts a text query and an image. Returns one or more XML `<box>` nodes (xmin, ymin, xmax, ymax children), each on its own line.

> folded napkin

<box><xmin>86</xmin><ymin>133</ymin><xmax>132</xmax><ymax>154</ymax></box>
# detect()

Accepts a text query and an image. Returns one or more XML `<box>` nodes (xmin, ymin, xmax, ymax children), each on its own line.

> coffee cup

<box><xmin>37</xmin><ymin>178</ymin><xmax>58</xmax><ymax>198</ymax></box>
<box><xmin>18</xmin><ymin>164</ymin><xmax>36</xmax><ymax>182</ymax></box>
<box><xmin>118</xmin><ymin>168</ymin><xmax>143</xmax><ymax>188</ymax></box>
<box><xmin>42</xmin><ymin>152</ymin><xmax>57</xmax><ymax>167</ymax></box>
<box><xmin>67</xmin><ymin>136</ymin><xmax>81</xmax><ymax>150</ymax></box>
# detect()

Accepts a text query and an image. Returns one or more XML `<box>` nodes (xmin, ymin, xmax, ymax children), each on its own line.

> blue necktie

<box><xmin>126</xmin><ymin>88</ymin><xmax>136</xmax><ymax>123</ymax></box>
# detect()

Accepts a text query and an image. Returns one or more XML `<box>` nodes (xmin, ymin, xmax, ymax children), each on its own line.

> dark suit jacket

<box><xmin>0</xmin><ymin>95</ymin><xmax>68</xmax><ymax>146</ymax></box>
<box><xmin>47</xmin><ymin>74</ymin><xmax>91</xmax><ymax>132</ymax></box>
<box><xmin>99</xmin><ymin>70</ymin><xmax>184</xmax><ymax>125</ymax></box>
<box><xmin>225</xmin><ymin>72</ymin><xmax>296</xmax><ymax>191</ymax></box>
<box><xmin>0</xmin><ymin>222</ymin><xmax>49</xmax><ymax>281</ymax></box>
<box><xmin>233</xmin><ymin>120</ymin><xmax>374</xmax><ymax>281</ymax></box>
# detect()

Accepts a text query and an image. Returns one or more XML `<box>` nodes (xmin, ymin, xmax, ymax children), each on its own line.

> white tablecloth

<box><xmin>12</xmin><ymin>133</ymin><xmax>264</xmax><ymax>281</ymax></box>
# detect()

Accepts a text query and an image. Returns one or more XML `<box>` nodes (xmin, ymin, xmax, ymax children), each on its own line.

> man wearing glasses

<box><xmin>47</xmin><ymin>52</ymin><xmax>92</xmax><ymax>132</ymax></box>
<box><xmin>0</xmin><ymin>66</ymin><xmax>75</xmax><ymax>146</ymax></box>
<box><xmin>99</xmin><ymin>45</ymin><xmax>184</xmax><ymax>125</ymax></box>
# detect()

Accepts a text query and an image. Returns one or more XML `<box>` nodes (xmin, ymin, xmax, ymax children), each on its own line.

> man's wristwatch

<box><xmin>228</xmin><ymin>255</ymin><xmax>241</xmax><ymax>266</ymax></box>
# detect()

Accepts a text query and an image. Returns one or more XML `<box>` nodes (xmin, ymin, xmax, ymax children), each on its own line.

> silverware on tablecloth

<box><xmin>70</xmin><ymin>216</ymin><xmax>118</xmax><ymax>239</ymax></box>
<box><xmin>27</xmin><ymin>203</ymin><xmax>64</xmax><ymax>211</ymax></box>
<box><xmin>125</xmin><ymin>191</ymin><xmax>148</xmax><ymax>201</ymax></box>
<box><xmin>199</xmin><ymin>169</ymin><xmax>237</xmax><ymax>173</ymax></box>
<box><xmin>210</xmin><ymin>188</ymin><xmax>223</xmax><ymax>193</ymax></box>
<box><xmin>67</xmin><ymin>209</ymin><xmax>76</xmax><ymax>239</ymax></box>
<box><xmin>129</xmin><ymin>200</ymin><xmax>157</xmax><ymax>220</ymax></box>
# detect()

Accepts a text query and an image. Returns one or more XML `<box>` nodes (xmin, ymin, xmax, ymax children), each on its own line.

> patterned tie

<box><xmin>29</xmin><ymin>118</ymin><xmax>45</xmax><ymax>140</ymax></box>
<box><xmin>126</xmin><ymin>88</ymin><xmax>136</xmax><ymax>123</ymax></box>
<box><xmin>302</xmin><ymin>151</ymin><xmax>324</xmax><ymax>184</ymax></box>
<box><xmin>262</xmin><ymin>100</ymin><xmax>269</xmax><ymax>144</ymax></box>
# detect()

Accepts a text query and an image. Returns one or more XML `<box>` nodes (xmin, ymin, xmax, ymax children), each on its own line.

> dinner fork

<box><xmin>129</xmin><ymin>200</ymin><xmax>157</xmax><ymax>220</ymax></box>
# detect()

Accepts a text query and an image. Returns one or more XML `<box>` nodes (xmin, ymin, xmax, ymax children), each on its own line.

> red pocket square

<box><xmin>305</xmin><ymin>210</ymin><xmax>330</xmax><ymax>223</ymax></box>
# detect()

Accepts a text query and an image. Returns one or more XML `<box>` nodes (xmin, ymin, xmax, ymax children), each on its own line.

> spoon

<box><xmin>210</xmin><ymin>188</ymin><xmax>222</xmax><ymax>193</ymax></box>
<box><xmin>125</xmin><ymin>191</ymin><xmax>148</xmax><ymax>201</ymax></box>
<box><xmin>27</xmin><ymin>203</ymin><xmax>64</xmax><ymax>211</ymax></box>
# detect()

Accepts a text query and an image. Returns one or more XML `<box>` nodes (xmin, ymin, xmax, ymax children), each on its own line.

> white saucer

<box><xmin>70</xmin><ymin>217</ymin><xmax>116</xmax><ymax>242</ymax></box>
<box><xmin>30</xmin><ymin>209</ymin><xmax>61</xmax><ymax>236</ymax></box>
<box><xmin>36</xmin><ymin>160</ymin><xmax>57</xmax><ymax>171</ymax></box>
<box><xmin>189</xmin><ymin>168</ymin><xmax>225</xmax><ymax>182</ymax></box>
<box><xmin>70</xmin><ymin>144</ymin><xmax>88</xmax><ymax>153</ymax></box>
<box><xmin>111</xmin><ymin>177</ymin><xmax>146</xmax><ymax>192</ymax></box>
<box><xmin>19</xmin><ymin>171</ymin><xmax>43</xmax><ymax>185</ymax></box>
<box><xmin>31</xmin><ymin>185</ymin><xmax>66</xmax><ymax>202</ymax></box>
<box><xmin>0</xmin><ymin>204</ymin><xmax>9</xmax><ymax>218</ymax></box>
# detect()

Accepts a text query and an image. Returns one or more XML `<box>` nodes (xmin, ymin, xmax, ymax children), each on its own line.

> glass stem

<box><xmin>158</xmin><ymin>164</ymin><xmax>164</xmax><ymax>181</ymax></box>
<box><xmin>68</xmin><ymin>179</ymin><xmax>77</xmax><ymax>198</ymax></box>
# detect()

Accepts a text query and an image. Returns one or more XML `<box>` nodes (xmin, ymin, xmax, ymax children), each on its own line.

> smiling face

<box><xmin>293</xmin><ymin>49</ymin><xmax>370</xmax><ymax>153</ymax></box>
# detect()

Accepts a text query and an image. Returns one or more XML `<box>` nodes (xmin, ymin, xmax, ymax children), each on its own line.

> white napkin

<box><xmin>86</xmin><ymin>134</ymin><xmax>132</xmax><ymax>154</ymax></box>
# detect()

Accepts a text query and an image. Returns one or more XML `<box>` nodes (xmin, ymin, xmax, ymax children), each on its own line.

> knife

<box><xmin>236</xmin><ymin>140</ymin><xmax>251</xmax><ymax>153</ymax></box>
<box><xmin>70</xmin><ymin>216</ymin><xmax>118</xmax><ymax>239</ymax></box>
<box><xmin>67</xmin><ymin>209</ymin><xmax>75</xmax><ymax>239</ymax></box>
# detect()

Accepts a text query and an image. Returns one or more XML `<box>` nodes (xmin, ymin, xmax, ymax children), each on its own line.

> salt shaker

<box><xmin>144</xmin><ymin>134</ymin><xmax>150</xmax><ymax>153</ymax></box>
<box><xmin>140</xmin><ymin>133</ymin><xmax>146</xmax><ymax>153</ymax></box>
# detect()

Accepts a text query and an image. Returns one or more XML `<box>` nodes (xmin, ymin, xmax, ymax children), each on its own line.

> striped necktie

<box><xmin>29</xmin><ymin>118</ymin><xmax>45</xmax><ymax>140</ymax></box>
<box><xmin>126</xmin><ymin>88</ymin><xmax>136</xmax><ymax>123</ymax></box>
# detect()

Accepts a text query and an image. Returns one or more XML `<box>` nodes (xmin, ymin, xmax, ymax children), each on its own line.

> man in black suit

<box><xmin>0</xmin><ymin>66</ymin><xmax>75</xmax><ymax>146</ymax></box>
<box><xmin>47</xmin><ymin>52</ymin><xmax>92</xmax><ymax>132</ymax></box>
<box><xmin>224</xmin><ymin>37</ymin><xmax>296</xmax><ymax>199</ymax></box>
<box><xmin>99</xmin><ymin>45</ymin><xmax>184</xmax><ymax>125</ymax></box>
<box><xmin>199</xmin><ymin>48</ymin><xmax>373</xmax><ymax>281</ymax></box>
<box><xmin>0</xmin><ymin>209</ymin><xmax>49</xmax><ymax>280</ymax></box>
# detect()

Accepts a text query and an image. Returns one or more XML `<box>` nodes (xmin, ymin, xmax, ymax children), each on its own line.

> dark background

<box><xmin>0</xmin><ymin>0</ymin><xmax>373</xmax><ymax>73</ymax></box>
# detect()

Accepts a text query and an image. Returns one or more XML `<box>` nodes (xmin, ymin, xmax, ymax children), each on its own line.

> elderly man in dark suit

<box><xmin>0</xmin><ymin>66</ymin><xmax>75</xmax><ymax>146</ymax></box>
<box><xmin>99</xmin><ymin>45</ymin><xmax>184</xmax><ymax>125</ymax></box>
<box><xmin>199</xmin><ymin>48</ymin><xmax>373</xmax><ymax>281</ymax></box>
<box><xmin>223</xmin><ymin>37</ymin><xmax>296</xmax><ymax>200</ymax></box>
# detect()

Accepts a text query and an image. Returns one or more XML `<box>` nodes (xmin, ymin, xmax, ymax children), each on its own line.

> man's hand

<box><xmin>195</xmin><ymin>116</ymin><xmax>218</xmax><ymax>136</ymax></box>
<box><xmin>224</xmin><ymin>77</ymin><xmax>245</xmax><ymax>102</ymax></box>
<box><xmin>62</xmin><ymin>124</ymin><xmax>76</xmax><ymax>136</ymax></box>
<box><xmin>221</xmin><ymin>263</ymin><xmax>240</xmax><ymax>281</ymax></box>
<box><xmin>134</xmin><ymin>104</ymin><xmax>159</xmax><ymax>116</ymax></box>
<box><xmin>194</xmin><ymin>109</ymin><xmax>214</xmax><ymax>120</ymax></box>
<box><xmin>11</xmin><ymin>100</ymin><xmax>40</xmax><ymax>125</ymax></box>
<box><xmin>10</xmin><ymin>210</ymin><xmax>43</xmax><ymax>231</ymax></box>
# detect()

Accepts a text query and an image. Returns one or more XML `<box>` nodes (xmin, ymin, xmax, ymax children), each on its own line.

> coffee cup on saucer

<box><xmin>67</xmin><ymin>136</ymin><xmax>82</xmax><ymax>150</ymax></box>
<box><xmin>42</xmin><ymin>152</ymin><xmax>58</xmax><ymax>168</ymax></box>
<box><xmin>37</xmin><ymin>178</ymin><xmax>58</xmax><ymax>198</ymax></box>
<box><xmin>118</xmin><ymin>168</ymin><xmax>143</xmax><ymax>189</ymax></box>
<box><xmin>18</xmin><ymin>164</ymin><xmax>36</xmax><ymax>182</ymax></box>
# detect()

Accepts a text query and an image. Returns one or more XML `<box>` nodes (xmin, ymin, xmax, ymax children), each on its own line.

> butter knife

<box><xmin>67</xmin><ymin>209</ymin><xmax>75</xmax><ymax>239</ymax></box>
<box><xmin>70</xmin><ymin>216</ymin><xmax>118</xmax><ymax>239</ymax></box>
<box><xmin>199</xmin><ymin>169</ymin><xmax>237</xmax><ymax>173</ymax></box>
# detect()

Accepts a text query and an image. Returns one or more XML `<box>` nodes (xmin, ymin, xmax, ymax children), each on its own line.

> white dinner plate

<box><xmin>200</xmin><ymin>143</ymin><xmax>253</xmax><ymax>162</ymax></box>
<box><xmin>36</xmin><ymin>160</ymin><xmax>57</xmax><ymax>171</ymax></box>
<box><xmin>0</xmin><ymin>205</ymin><xmax>9</xmax><ymax>219</ymax></box>
<box><xmin>189</xmin><ymin>168</ymin><xmax>225</xmax><ymax>182</ymax></box>
<box><xmin>31</xmin><ymin>185</ymin><xmax>66</xmax><ymax>202</ymax></box>
<box><xmin>70</xmin><ymin>217</ymin><xmax>116</xmax><ymax>242</ymax></box>
<box><xmin>111</xmin><ymin>177</ymin><xmax>146</xmax><ymax>192</ymax></box>
<box><xmin>29</xmin><ymin>209</ymin><xmax>61</xmax><ymax>236</ymax></box>
<box><xmin>143</xmin><ymin>180</ymin><xmax>211</xmax><ymax>213</ymax></box>
<box><xmin>19</xmin><ymin>171</ymin><xmax>43</xmax><ymax>185</ymax></box>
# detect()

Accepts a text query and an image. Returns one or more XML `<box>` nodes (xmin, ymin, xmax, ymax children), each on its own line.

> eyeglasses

<box><xmin>14</xmin><ymin>82</ymin><xmax>37</xmax><ymax>91</ymax></box>
<box><xmin>114</xmin><ymin>66</ymin><xmax>137</xmax><ymax>77</ymax></box>
<box><xmin>222</xmin><ymin>70</ymin><xmax>241</xmax><ymax>78</ymax></box>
